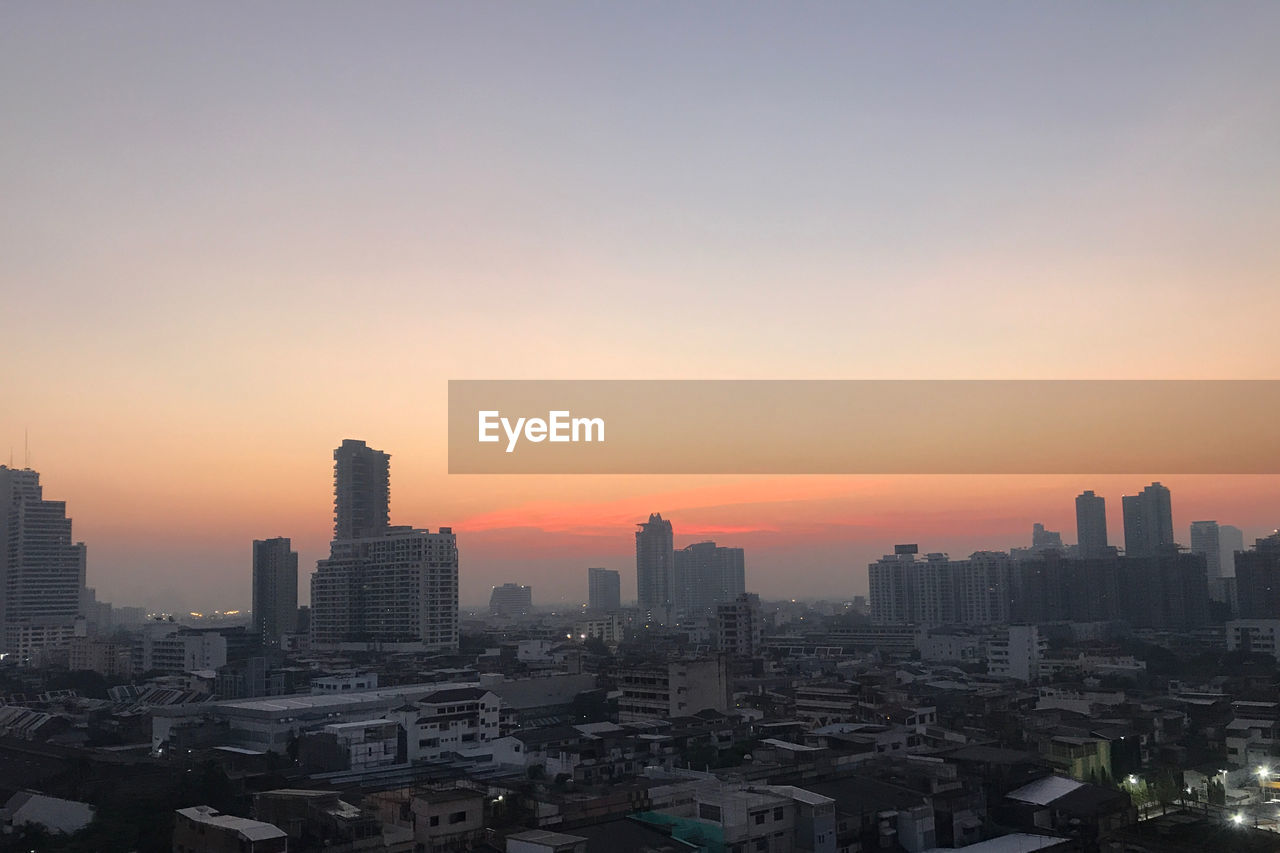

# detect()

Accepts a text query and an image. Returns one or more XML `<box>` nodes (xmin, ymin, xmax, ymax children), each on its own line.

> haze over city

<box><xmin>4</xmin><ymin>3</ymin><xmax>1279</xmax><ymax>611</ymax></box>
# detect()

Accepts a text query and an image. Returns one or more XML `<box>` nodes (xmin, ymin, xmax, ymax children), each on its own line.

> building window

<box><xmin>754</xmin><ymin>812</ymin><xmax>766</xmax><ymax>825</ymax></box>
<box><xmin>773</xmin><ymin>807</ymin><xmax>784</xmax><ymax>820</ymax></box>
<box><xmin>449</xmin><ymin>810</ymin><xmax>467</xmax><ymax>824</ymax></box>
<box><xmin>430</xmin><ymin>816</ymin><xmax>440</xmax><ymax>827</ymax></box>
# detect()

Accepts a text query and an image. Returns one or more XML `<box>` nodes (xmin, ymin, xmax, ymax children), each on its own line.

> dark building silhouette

<box><xmin>1122</xmin><ymin>482</ymin><xmax>1174</xmax><ymax>557</ymax></box>
<box><xmin>636</xmin><ymin>513</ymin><xmax>674</xmax><ymax>622</ymax></box>
<box><xmin>674</xmin><ymin>541</ymin><xmax>746</xmax><ymax>616</ymax></box>
<box><xmin>252</xmin><ymin>537</ymin><xmax>298</xmax><ymax>645</ymax></box>
<box><xmin>1235</xmin><ymin>532</ymin><xmax>1280</xmax><ymax>620</ymax></box>
<box><xmin>1012</xmin><ymin>550</ymin><xmax>1209</xmax><ymax>629</ymax></box>
<box><xmin>333</xmin><ymin>439</ymin><xmax>390</xmax><ymax>540</ymax></box>
<box><xmin>1031</xmin><ymin>523</ymin><xmax>1064</xmax><ymax>553</ymax></box>
<box><xmin>489</xmin><ymin>583</ymin><xmax>532</xmax><ymax>617</ymax></box>
<box><xmin>1075</xmin><ymin>490</ymin><xmax>1109</xmax><ymax>557</ymax></box>
<box><xmin>587</xmin><ymin>567</ymin><xmax>621</xmax><ymax>611</ymax></box>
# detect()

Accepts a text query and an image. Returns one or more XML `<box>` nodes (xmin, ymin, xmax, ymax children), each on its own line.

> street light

<box><xmin>1232</xmin><ymin>813</ymin><xmax>1245</xmax><ymax>826</ymax></box>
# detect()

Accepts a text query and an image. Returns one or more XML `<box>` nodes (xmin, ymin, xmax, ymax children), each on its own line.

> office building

<box><xmin>1075</xmin><ymin>490</ymin><xmax>1109</xmax><ymax>557</ymax></box>
<box><xmin>489</xmin><ymin>583</ymin><xmax>532</xmax><ymax>617</ymax></box>
<box><xmin>636</xmin><ymin>513</ymin><xmax>674</xmax><ymax>622</ymax></box>
<box><xmin>1122</xmin><ymin>482</ymin><xmax>1174</xmax><ymax>557</ymax></box>
<box><xmin>333</xmin><ymin>438</ymin><xmax>390</xmax><ymax>540</ymax></box>
<box><xmin>251</xmin><ymin>537</ymin><xmax>297</xmax><ymax>646</ymax></box>
<box><xmin>0</xmin><ymin>466</ymin><xmax>87</xmax><ymax>654</ymax></box>
<box><xmin>674</xmin><ymin>541</ymin><xmax>746</xmax><ymax>616</ymax></box>
<box><xmin>587</xmin><ymin>567</ymin><xmax>621</xmax><ymax>611</ymax></box>
<box><xmin>310</xmin><ymin>441</ymin><xmax>459</xmax><ymax>652</ymax></box>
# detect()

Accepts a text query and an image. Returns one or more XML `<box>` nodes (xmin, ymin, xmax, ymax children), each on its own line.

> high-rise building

<box><xmin>333</xmin><ymin>439</ymin><xmax>390</xmax><ymax>540</ymax></box>
<box><xmin>489</xmin><ymin>583</ymin><xmax>532</xmax><ymax>617</ymax></box>
<box><xmin>1220</xmin><ymin>525</ymin><xmax>1245</xmax><ymax>577</ymax></box>
<box><xmin>1189</xmin><ymin>521</ymin><xmax>1223</xmax><ymax>580</ymax></box>
<box><xmin>1122</xmin><ymin>482</ymin><xmax>1174</xmax><ymax>557</ymax></box>
<box><xmin>311</xmin><ymin>441</ymin><xmax>458</xmax><ymax>651</ymax></box>
<box><xmin>0</xmin><ymin>466</ymin><xmax>87</xmax><ymax>654</ymax></box>
<box><xmin>674</xmin><ymin>541</ymin><xmax>746</xmax><ymax>616</ymax></box>
<box><xmin>587</xmin><ymin>567</ymin><xmax>621</xmax><ymax>611</ymax></box>
<box><xmin>1075</xmin><ymin>490</ymin><xmax>1109</xmax><ymax>557</ymax></box>
<box><xmin>1235</xmin><ymin>532</ymin><xmax>1280</xmax><ymax>620</ymax></box>
<box><xmin>869</xmin><ymin>546</ymin><xmax>1014</xmax><ymax>626</ymax></box>
<box><xmin>252</xmin><ymin>537</ymin><xmax>298</xmax><ymax>645</ymax></box>
<box><xmin>636</xmin><ymin>513</ymin><xmax>674</xmax><ymax>621</ymax></box>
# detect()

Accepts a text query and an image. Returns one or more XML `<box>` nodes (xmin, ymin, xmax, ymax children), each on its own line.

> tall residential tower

<box><xmin>1075</xmin><ymin>490</ymin><xmax>1109</xmax><ymax>557</ymax></box>
<box><xmin>311</xmin><ymin>441</ymin><xmax>458</xmax><ymax>651</ymax></box>
<box><xmin>636</xmin><ymin>513</ymin><xmax>674</xmax><ymax>622</ymax></box>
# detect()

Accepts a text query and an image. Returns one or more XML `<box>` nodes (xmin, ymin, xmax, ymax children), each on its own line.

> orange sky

<box><xmin>4</xmin><ymin>5</ymin><xmax>1280</xmax><ymax>610</ymax></box>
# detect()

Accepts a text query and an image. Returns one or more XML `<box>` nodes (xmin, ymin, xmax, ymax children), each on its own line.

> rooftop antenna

<box><xmin>24</xmin><ymin>427</ymin><xmax>29</xmax><ymax>468</ymax></box>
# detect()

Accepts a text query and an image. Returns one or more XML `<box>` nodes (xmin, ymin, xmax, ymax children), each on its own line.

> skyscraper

<box><xmin>333</xmin><ymin>439</ymin><xmax>390</xmax><ymax>540</ymax></box>
<box><xmin>587</xmin><ymin>567</ymin><xmax>621</xmax><ymax>611</ymax></box>
<box><xmin>636</xmin><ymin>513</ymin><xmax>674</xmax><ymax>621</ymax></box>
<box><xmin>0</xmin><ymin>466</ymin><xmax>87</xmax><ymax>655</ymax></box>
<box><xmin>1122</xmin><ymin>482</ymin><xmax>1174</xmax><ymax>557</ymax></box>
<box><xmin>1075</xmin><ymin>490</ymin><xmax>1109</xmax><ymax>557</ymax></box>
<box><xmin>252</xmin><ymin>537</ymin><xmax>298</xmax><ymax>645</ymax></box>
<box><xmin>311</xmin><ymin>441</ymin><xmax>458</xmax><ymax>651</ymax></box>
<box><xmin>674</xmin><ymin>541</ymin><xmax>747</xmax><ymax>616</ymax></box>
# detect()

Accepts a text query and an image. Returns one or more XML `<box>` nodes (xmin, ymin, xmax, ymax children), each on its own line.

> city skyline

<box><xmin>5</xmin><ymin>451</ymin><xmax>1277</xmax><ymax>613</ymax></box>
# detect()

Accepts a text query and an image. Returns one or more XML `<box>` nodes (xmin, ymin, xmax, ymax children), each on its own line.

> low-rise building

<box><xmin>173</xmin><ymin>805</ymin><xmax>287</xmax><ymax>853</ymax></box>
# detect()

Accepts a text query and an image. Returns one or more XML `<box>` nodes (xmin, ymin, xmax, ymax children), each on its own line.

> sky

<box><xmin>3</xmin><ymin>3</ymin><xmax>1279</xmax><ymax>611</ymax></box>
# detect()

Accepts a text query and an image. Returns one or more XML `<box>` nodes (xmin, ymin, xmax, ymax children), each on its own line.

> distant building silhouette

<box><xmin>869</xmin><ymin>547</ymin><xmax>1014</xmax><ymax>626</ymax></box>
<box><xmin>1220</xmin><ymin>524</ymin><xmax>1245</xmax><ymax>576</ymax></box>
<box><xmin>0</xmin><ymin>466</ymin><xmax>87</xmax><ymax>656</ymax></box>
<box><xmin>1122</xmin><ymin>482</ymin><xmax>1174</xmax><ymax>557</ymax></box>
<box><xmin>333</xmin><ymin>439</ymin><xmax>390</xmax><ymax>540</ymax></box>
<box><xmin>587</xmin><ymin>567</ymin><xmax>621</xmax><ymax>611</ymax></box>
<box><xmin>1031</xmin><ymin>523</ymin><xmax>1064</xmax><ymax>553</ymax></box>
<box><xmin>489</xmin><ymin>583</ymin><xmax>532</xmax><ymax>617</ymax></box>
<box><xmin>674</xmin><ymin>541</ymin><xmax>746</xmax><ymax>616</ymax></box>
<box><xmin>1075</xmin><ymin>490</ymin><xmax>1109</xmax><ymax>557</ymax></box>
<box><xmin>636</xmin><ymin>513</ymin><xmax>674</xmax><ymax>622</ymax></box>
<box><xmin>870</xmin><ymin>543</ymin><xmax>1209</xmax><ymax>630</ymax></box>
<box><xmin>1234</xmin><ymin>532</ymin><xmax>1280</xmax><ymax>620</ymax></box>
<box><xmin>252</xmin><ymin>537</ymin><xmax>298</xmax><ymax>646</ymax></box>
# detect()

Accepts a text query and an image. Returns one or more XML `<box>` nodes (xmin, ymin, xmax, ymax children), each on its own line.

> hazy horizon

<box><xmin>5</xmin><ymin>3</ymin><xmax>1279</xmax><ymax>613</ymax></box>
